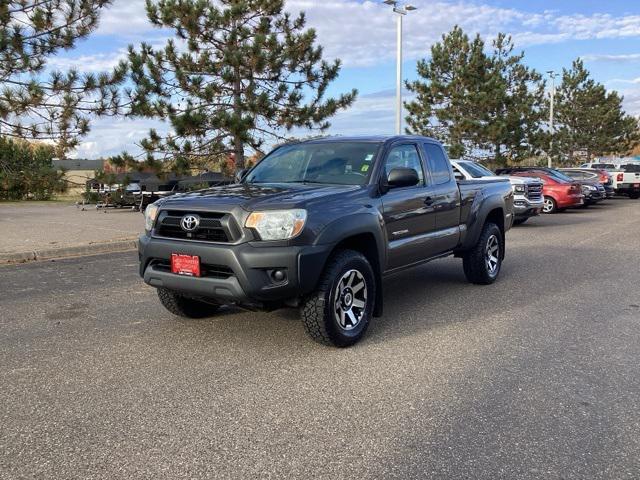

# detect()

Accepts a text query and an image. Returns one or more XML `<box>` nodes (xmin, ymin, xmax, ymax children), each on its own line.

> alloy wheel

<box><xmin>485</xmin><ymin>235</ymin><xmax>500</xmax><ymax>277</ymax></box>
<box><xmin>333</xmin><ymin>269</ymin><xmax>367</xmax><ymax>330</ymax></box>
<box><xmin>543</xmin><ymin>198</ymin><xmax>554</xmax><ymax>213</ymax></box>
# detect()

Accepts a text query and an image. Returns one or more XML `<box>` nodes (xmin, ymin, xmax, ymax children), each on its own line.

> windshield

<box><xmin>245</xmin><ymin>142</ymin><xmax>381</xmax><ymax>185</ymax></box>
<box><xmin>460</xmin><ymin>161</ymin><xmax>495</xmax><ymax>178</ymax></box>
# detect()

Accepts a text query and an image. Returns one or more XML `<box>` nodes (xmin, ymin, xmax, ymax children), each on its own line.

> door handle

<box><xmin>424</xmin><ymin>196</ymin><xmax>434</xmax><ymax>206</ymax></box>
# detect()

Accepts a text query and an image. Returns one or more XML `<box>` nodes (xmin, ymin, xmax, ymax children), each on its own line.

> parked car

<box><xmin>610</xmin><ymin>164</ymin><xmax>640</xmax><ymax>199</ymax></box>
<box><xmin>560</xmin><ymin>168</ymin><xmax>614</xmax><ymax>198</ymax></box>
<box><xmin>509</xmin><ymin>170</ymin><xmax>583</xmax><ymax>213</ymax></box>
<box><xmin>580</xmin><ymin>160</ymin><xmax>640</xmax><ymax>172</ymax></box>
<box><xmin>139</xmin><ymin>135</ymin><xmax>514</xmax><ymax>346</ymax></box>
<box><xmin>451</xmin><ymin>160</ymin><xmax>543</xmax><ymax>225</ymax></box>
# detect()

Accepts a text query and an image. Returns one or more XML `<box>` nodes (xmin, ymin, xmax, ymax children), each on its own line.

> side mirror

<box><xmin>387</xmin><ymin>167</ymin><xmax>420</xmax><ymax>189</ymax></box>
<box><xmin>235</xmin><ymin>168</ymin><xmax>249</xmax><ymax>183</ymax></box>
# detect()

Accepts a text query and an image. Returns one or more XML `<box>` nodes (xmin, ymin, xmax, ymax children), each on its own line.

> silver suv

<box><xmin>451</xmin><ymin>160</ymin><xmax>544</xmax><ymax>225</ymax></box>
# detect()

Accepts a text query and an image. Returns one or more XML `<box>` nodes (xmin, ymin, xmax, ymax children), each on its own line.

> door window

<box><xmin>384</xmin><ymin>144</ymin><xmax>425</xmax><ymax>186</ymax></box>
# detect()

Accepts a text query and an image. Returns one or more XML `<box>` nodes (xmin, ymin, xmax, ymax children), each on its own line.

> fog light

<box><xmin>271</xmin><ymin>270</ymin><xmax>286</xmax><ymax>282</ymax></box>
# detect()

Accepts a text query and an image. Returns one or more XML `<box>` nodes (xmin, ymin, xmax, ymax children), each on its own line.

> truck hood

<box><xmin>472</xmin><ymin>175</ymin><xmax>540</xmax><ymax>186</ymax></box>
<box><xmin>157</xmin><ymin>182</ymin><xmax>364</xmax><ymax>211</ymax></box>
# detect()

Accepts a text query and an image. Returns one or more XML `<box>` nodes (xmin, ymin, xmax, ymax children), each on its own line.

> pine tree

<box><xmin>405</xmin><ymin>26</ymin><xmax>488</xmax><ymax>159</ymax></box>
<box><xmin>553</xmin><ymin>59</ymin><xmax>639</xmax><ymax>162</ymax></box>
<box><xmin>405</xmin><ymin>27</ymin><xmax>546</xmax><ymax>163</ymax></box>
<box><xmin>481</xmin><ymin>34</ymin><xmax>546</xmax><ymax>164</ymax></box>
<box><xmin>0</xmin><ymin>1</ymin><xmax>127</xmax><ymax>154</ymax></box>
<box><xmin>127</xmin><ymin>0</ymin><xmax>357</xmax><ymax>170</ymax></box>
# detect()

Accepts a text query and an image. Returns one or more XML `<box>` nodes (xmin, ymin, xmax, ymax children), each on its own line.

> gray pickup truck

<box><xmin>139</xmin><ymin>136</ymin><xmax>514</xmax><ymax>346</ymax></box>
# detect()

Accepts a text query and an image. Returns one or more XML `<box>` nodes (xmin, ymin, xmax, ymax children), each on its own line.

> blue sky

<box><xmin>51</xmin><ymin>0</ymin><xmax>640</xmax><ymax>158</ymax></box>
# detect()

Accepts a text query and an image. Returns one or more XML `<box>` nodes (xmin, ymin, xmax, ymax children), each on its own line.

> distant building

<box><xmin>53</xmin><ymin>159</ymin><xmax>105</xmax><ymax>195</ymax></box>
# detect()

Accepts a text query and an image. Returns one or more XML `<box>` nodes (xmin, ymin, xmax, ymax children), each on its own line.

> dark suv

<box><xmin>139</xmin><ymin>136</ymin><xmax>514</xmax><ymax>346</ymax></box>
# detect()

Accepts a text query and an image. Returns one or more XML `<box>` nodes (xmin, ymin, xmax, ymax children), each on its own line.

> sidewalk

<box><xmin>0</xmin><ymin>202</ymin><xmax>143</xmax><ymax>263</ymax></box>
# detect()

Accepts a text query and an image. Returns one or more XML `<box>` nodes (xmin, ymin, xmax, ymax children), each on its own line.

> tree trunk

<box><xmin>233</xmin><ymin>75</ymin><xmax>245</xmax><ymax>170</ymax></box>
<box><xmin>232</xmin><ymin>23</ymin><xmax>245</xmax><ymax>171</ymax></box>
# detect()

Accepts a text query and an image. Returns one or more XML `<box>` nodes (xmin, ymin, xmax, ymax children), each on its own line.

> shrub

<box><xmin>0</xmin><ymin>137</ymin><xmax>67</xmax><ymax>200</ymax></box>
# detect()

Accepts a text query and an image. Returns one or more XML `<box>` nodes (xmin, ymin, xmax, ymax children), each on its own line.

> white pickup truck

<box><xmin>581</xmin><ymin>162</ymin><xmax>640</xmax><ymax>198</ymax></box>
<box><xmin>451</xmin><ymin>160</ymin><xmax>544</xmax><ymax>225</ymax></box>
<box><xmin>611</xmin><ymin>165</ymin><xmax>640</xmax><ymax>199</ymax></box>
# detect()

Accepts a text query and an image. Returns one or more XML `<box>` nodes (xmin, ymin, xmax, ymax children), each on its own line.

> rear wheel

<box><xmin>463</xmin><ymin>222</ymin><xmax>503</xmax><ymax>285</ymax></box>
<box><xmin>630</xmin><ymin>192</ymin><xmax>640</xmax><ymax>199</ymax></box>
<box><xmin>542</xmin><ymin>196</ymin><xmax>557</xmax><ymax>214</ymax></box>
<box><xmin>300</xmin><ymin>250</ymin><xmax>375</xmax><ymax>347</ymax></box>
<box><xmin>157</xmin><ymin>288</ymin><xmax>221</xmax><ymax>319</ymax></box>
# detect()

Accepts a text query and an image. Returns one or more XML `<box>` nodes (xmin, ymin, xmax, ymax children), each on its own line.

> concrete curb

<box><xmin>1</xmin><ymin>239</ymin><xmax>139</xmax><ymax>265</ymax></box>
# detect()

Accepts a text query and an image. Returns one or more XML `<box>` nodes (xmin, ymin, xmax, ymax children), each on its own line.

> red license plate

<box><xmin>634</xmin><ymin>183</ymin><xmax>640</xmax><ymax>188</ymax></box>
<box><xmin>171</xmin><ymin>254</ymin><xmax>200</xmax><ymax>277</ymax></box>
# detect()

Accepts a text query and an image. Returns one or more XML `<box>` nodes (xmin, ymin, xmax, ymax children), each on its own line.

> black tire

<box><xmin>630</xmin><ymin>193</ymin><xmax>640</xmax><ymax>200</ymax></box>
<box><xmin>157</xmin><ymin>288</ymin><xmax>220</xmax><ymax>319</ymax></box>
<box><xmin>513</xmin><ymin>218</ymin><xmax>528</xmax><ymax>225</ymax></box>
<box><xmin>463</xmin><ymin>222</ymin><xmax>503</xmax><ymax>285</ymax></box>
<box><xmin>300</xmin><ymin>249</ymin><xmax>375</xmax><ymax>347</ymax></box>
<box><xmin>542</xmin><ymin>196</ymin><xmax>557</xmax><ymax>214</ymax></box>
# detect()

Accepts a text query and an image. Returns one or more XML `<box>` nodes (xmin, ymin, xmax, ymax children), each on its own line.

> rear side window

<box><xmin>563</xmin><ymin>171</ymin><xmax>582</xmax><ymax>179</ymax></box>
<box><xmin>424</xmin><ymin>143</ymin><xmax>451</xmax><ymax>185</ymax></box>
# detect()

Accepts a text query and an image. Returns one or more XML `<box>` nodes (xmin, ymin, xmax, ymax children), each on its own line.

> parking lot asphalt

<box><xmin>0</xmin><ymin>202</ymin><xmax>142</xmax><ymax>255</ymax></box>
<box><xmin>1</xmin><ymin>199</ymin><xmax>639</xmax><ymax>479</ymax></box>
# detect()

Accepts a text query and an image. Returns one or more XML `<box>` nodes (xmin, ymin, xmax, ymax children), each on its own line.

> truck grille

<box><xmin>155</xmin><ymin>210</ymin><xmax>233</xmax><ymax>243</ymax></box>
<box><xmin>527</xmin><ymin>184</ymin><xmax>543</xmax><ymax>200</ymax></box>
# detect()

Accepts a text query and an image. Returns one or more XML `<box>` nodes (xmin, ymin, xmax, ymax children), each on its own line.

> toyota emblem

<box><xmin>180</xmin><ymin>214</ymin><xmax>200</xmax><ymax>232</ymax></box>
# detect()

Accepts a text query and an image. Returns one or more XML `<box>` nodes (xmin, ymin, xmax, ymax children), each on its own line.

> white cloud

<box><xmin>95</xmin><ymin>0</ymin><xmax>153</xmax><ymax>38</ymax></box>
<box><xmin>583</xmin><ymin>53</ymin><xmax>640</xmax><ymax>63</ymax></box>
<box><xmin>285</xmin><ymin>1</ymin><xmax>640</xmax><ymax>66</ymax></box>
<box><xmin>620</xmin><ymin>88</ymin><xmax>640</xmax><ymax>117</ymax></box>
<box><xmin>88</xmin><ymin>0</ymin><xmax>640</xmax><ymax>68</ymax></box>
<box><xmin>70</xmin><ymin>117</ymin><xmax>168</xmax><ymax>159</ymax></box>
<box><xmin>47</xmin><ymin>50</ymin><xmax>128</xmax><ymax>72</ymax></box>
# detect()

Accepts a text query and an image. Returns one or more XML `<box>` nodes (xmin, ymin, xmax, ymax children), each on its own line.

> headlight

<box><xmin>245</xmin><ymin>209</ymin><xmax>307</xmax><ymax>241</ymax></box>
<box><xmin>145</xmin><ymin>204</ymin><xmax>159</xmax><ymax>232</ymax></box>
<box><xmin>513</xmin><ymin>185</ymin><xmax>526</xmax><ymax>193</ymax></box>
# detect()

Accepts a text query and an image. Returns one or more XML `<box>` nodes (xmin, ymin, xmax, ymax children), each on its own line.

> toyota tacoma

<box><xmin>139</xmin><ymin>136</ymin><xmax>514</xmax><ymax>346</ymax></box>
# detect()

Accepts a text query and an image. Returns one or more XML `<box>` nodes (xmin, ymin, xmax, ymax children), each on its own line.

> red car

<box><xmin>511</xmin><ymin>171</ymin><xmax>583</xmax><ymax>213</ymax></box>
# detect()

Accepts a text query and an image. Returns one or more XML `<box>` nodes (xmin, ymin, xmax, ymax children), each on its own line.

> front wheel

<box><xmin>157</xmin><ymin>288</ymin><xmax>221</xmax><ymax>319</ymax></box>
<box><xmin>463</xmin><ymin>222</ymin><xmax>503</xmax><ymax>285</ymax></box>
<box><xmin>542</xmin><ymin>196</ymin><xmax>557</xmax><ymax>214</ymax></box>
<box><xmin>300</xmin><ymin>250</ymin><xmax>375</xmax><ymax>347</ymax></box>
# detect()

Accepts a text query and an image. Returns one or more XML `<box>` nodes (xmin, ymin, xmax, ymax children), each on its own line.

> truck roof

<box><xmin>294</xmin><ymin>135</ymin><xmax>440</xmax><ymax>145</ymax></box>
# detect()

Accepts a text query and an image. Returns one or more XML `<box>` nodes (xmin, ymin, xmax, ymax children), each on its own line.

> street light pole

<box><xmin>396</xmin><ymin>11</ymin><xmax>402</xmax><ymax>135</ymax></box>
<box><xmin>384</xmin><ymin>1</ymin><xmax>416</xmax><ymax>135</ymax></box>
<box><xmin>548</xmin><ymin>71</ymin><xmax>557</xmax><ymax>168</ymax></box>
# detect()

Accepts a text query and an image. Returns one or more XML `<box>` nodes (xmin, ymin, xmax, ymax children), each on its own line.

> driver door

<box><xmin>381</xmin><ymin>143</ymin><xmax>439</xmax><ymax>270</ymax></box>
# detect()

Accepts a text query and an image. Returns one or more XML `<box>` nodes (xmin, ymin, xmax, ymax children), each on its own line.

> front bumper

<box><xmin>513</xmin><ymin>196</ymin><xmax>544</xmax><ymax>219</ymax></box>
<box><xmin>139</xmin><ymin>235</ymin><xmax>332</xmax><ymax>305</ymax></box>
